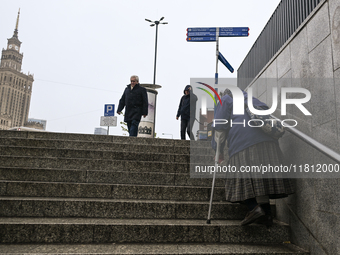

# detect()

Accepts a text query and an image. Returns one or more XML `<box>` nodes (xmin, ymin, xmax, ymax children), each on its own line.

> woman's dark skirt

<box><xmin>225</xmin><ymin>141</ymin><xmax>294</xmax><ymax>203</ymax></box>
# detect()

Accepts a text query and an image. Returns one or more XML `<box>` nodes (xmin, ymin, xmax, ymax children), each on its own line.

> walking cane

<box><xmin>206</xmin><ymin>131</ymin><xmax>221</xmax><ymax>224</ymax></box>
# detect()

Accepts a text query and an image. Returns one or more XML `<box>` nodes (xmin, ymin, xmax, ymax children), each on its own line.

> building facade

<box><xmin>0</xmin><ymin>10</ymin><xmax>34</xmax><ymax>130</ymax></box>
<box><xmin>237</xmin><ymin>1</ymin><xmax>340</xmax><ymax>254</ymax></box>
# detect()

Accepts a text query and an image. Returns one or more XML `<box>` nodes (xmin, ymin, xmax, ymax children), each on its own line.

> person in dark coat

<box><xmin>176</xmin><ymin>85</ymin><xmax>198</xmax><ymax>140</ymax></box>
<box><xmin>212</xmin><ymin>88</ymin><xmax>294</xmax><ymax>227</ymax></box>
<box><xmin>117</xmin><ymin>75</ymin><xmax>148</xmax><ymax>137</ymax></box>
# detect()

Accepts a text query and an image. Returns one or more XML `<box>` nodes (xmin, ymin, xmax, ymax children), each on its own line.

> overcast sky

<box><xmin>0</xmin><ymin>0</ymin><xmax>281</xmax><ymax>139</ymax></box>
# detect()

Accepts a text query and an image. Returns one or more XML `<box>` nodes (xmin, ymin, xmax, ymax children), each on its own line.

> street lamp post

<box><xmin>145</xmin><ymin>17</ymin><xmax>168</xmax><ymax>84</ymax></box>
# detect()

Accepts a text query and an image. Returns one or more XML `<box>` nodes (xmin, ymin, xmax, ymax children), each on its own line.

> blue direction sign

<box><xmin>220</xmin><ymin>27</ymin><xmax>249</xmax><ymax>32</ymax></box>
<box><xmin>218</xmin><ymin>52</ymin><xmax>234</xmax><ymax>73</ymax></box>
<box><xmin>219</xmin><ymin>31</ymin><xmax>249</xmax><ymax>37</ymax></box>
<box><xmin>187</xmin><ymin>31</ymin><xmax>249</xmax><ymax>37</ymax></box>
<box><xmin>187</xmin><ymin>27</ymin><xmax>216</xmax><ymax>32</ymax></box>
<box><xmin>187</xmin><ymin>31</ymin><xmax>218</xmax><ymax>37</ymax></box>
<box><xmin>186</xmin><ymin>27</ymin><xmax>249</xmax><ymax>41</ymax></box>
<box><xmin>187</xmin><ymin>27</ymin><xmax>249</xmax><ymax>32</ymax></box>
<box><xmin>187</xmin><ymin>37</ymin><xmax>217</xmax><ymax>42</ymax></box>
<box><xmin>104</xmin><ymin>104</ymin><xmax>115</xmax><ymax>116</ymax></box>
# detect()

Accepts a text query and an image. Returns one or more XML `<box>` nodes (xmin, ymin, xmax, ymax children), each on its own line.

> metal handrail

<box><xmin>272</xmin><ymin>116</ymin><xmax>340</xmax><ymax>164</ymax></box>
<box><xmin>237</xmin><ymin>0</ymin><xmax>324</xmax><ymax>90</ymax></box>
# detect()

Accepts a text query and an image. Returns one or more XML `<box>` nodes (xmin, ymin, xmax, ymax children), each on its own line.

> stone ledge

<box><xmin>0</xmin><ymin>243</ymin><xmax>310</xmax><ymax>254</ymax></box>
<box><xmin>0</xmin><ymin>181</ymin><xmax>226</xmax><ymax>201</ymax></box>
<box><xmin>0</xmin><ymin>218</ymin><xmax>290</xmax><ymax>244</ymax></box>
<box><xmin>0</xmin><ymin>167</ymin><xmax>225</xmax><ymax>187</ymax></box>
<box><xmin>0</xmin><ymin>131</ymin><xmax>190</xmax><ymax>147</ymax></box>
<box><xmin>0</xmin><ymin>137</ymin><xmax>192</xmax><ymax>154</ymax></box>
<box><xmin>0</xmin><ymin>197</ymin><xmax>247</xmax><ymax>220</ymax></box>
<box><xmin>0</xmin><ymin>146</ymin><xmax>195</xmax><ymax>163</ymax></box>
<box><xmin>0</xmin><ymin>156</ymin><xmax>189</xmax><ymax>173</ymax></box>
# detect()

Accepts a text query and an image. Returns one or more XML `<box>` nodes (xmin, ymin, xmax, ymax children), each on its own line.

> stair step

<box><xmin>0</xmin><ymin>131</ymin><xmax>211</xmax><ymax>146</ymax></box>
<box><xmin>0</xmin><ymin>167</ymin><xmax>225</xmax><ymax>187</ymax></box>
<box><xmin>0</xmin><ymin>156</ymin><xmax>189</xmax><ymax>173</ymax></box>
<box><xmin>0</xmin><ymin>243</ymin><xmax>309</xmax><ymax>254</ymax></box>
<box><xmin>1</xmin><ymin>156</ymin><xmax>219</xmax><ymax>176</ymax></box>
<box><xmin>0</xmin><ymin>146</ymin><xmax>201</xmax><ymax>163</ymax></box>
<box><xmin>0</xmin><ymin>137</ymin><xmax>192</xmax><ymax>154</ymax></box>
<box><xmin>0</xmin><ymin>197</ymin><xmax>252</xmax><ymax>220</ymax></box>
<box><xmin>0</xmin><ymin>132</ymin><xmax>214</xmax><ymax>156</ymax></box>
<box><xmin>0</xmin><ymin>218</ymin><xmax>290</xmax><ymax>244</ymax></box>
<box><xmin>0</xmin><ymin>131</ymin><xmax>192</xmax><ymax>147</ymax></box>
<box><xmin>0</xmin><ymin>181</ymin><xmax>225</xmax><ymax>201</ymax></box>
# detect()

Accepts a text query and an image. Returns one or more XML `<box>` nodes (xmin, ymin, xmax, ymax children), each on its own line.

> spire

<box><xmin>13</xmin><ymin>8</ymin><xmax>20</xmax><ymax>38</ymax></box>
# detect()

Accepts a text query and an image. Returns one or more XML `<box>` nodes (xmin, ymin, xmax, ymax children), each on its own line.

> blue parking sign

<box><xmin>104</xmin><ymin>104</ymin><xmax>115</xmax><ymax>116</ymax></box>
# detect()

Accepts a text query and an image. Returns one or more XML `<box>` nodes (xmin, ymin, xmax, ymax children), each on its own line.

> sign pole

<box><xmin>186</xmin><ymin>26</ymin><xmax>249</xmax><ymax>224</ymax></box>
<box><xmin>209</xmin><ymin>28</ymin><xmax>220</xmax><ymax>225</ymax></box>
<box><xmin>215</xmin><ymin>27</ymin><xmax>219</xmax><ymax>86</ymax></box>
<box><xmin>214</xmin><ymin>27</ymin><xmax>219</xmax><ymax>116</ymax></box>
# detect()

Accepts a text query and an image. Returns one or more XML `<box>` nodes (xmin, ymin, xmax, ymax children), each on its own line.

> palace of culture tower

<box><xmin>0</xmin><ymin>10</ymin><xmax>34</xmax><ymax>130</ymax></box>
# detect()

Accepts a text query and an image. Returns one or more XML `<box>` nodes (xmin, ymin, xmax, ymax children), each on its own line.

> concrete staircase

<box><xmin>0</xmin><ymin>130</ymin><xmax>308</xmax><ymax>254</ymax></box>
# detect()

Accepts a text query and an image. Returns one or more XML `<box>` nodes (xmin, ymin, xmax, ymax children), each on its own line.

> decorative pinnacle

<box><xmin>13</xmin><ymin>8</ymin><xmax>20</xmax><ymax>38</ymax></box>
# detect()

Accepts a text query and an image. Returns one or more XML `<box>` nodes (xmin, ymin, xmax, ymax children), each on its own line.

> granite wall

<box><xmin>245</xmin><ymin>0</ymin><xmax>340</xmax><ymax>254</ymax></box>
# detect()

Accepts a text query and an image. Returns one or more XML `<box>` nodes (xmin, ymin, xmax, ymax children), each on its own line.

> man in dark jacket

<box><xmin>176</xmin><ymin>85</ymin><xmax>197</xmax><ymax>140</ymax></box>
<box><xmin>117</xmin><ymin>75</ymin><xmax>148</xmax><ymax>137</ymax></box>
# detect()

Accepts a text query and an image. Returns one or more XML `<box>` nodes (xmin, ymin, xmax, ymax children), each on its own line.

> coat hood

<box><xmin>183</xmin><ymin>85</ymin><xmax>192</xmax><ymax>94</ymax></box>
